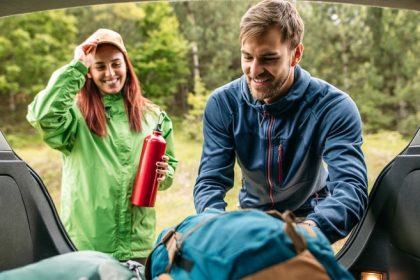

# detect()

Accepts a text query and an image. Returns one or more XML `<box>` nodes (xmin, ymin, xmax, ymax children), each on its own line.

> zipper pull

<box><xmin>259</xmin><ymin>111</ymin><xmax>267</xmax><ymax>127</ymax></box>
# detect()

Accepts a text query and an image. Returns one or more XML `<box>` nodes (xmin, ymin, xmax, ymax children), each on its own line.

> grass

<box><xmin>10</xmin><ymin>127</ymin><xmax>409</xmax><ymax>252</ymax></box>
<box><xmin>153</xmin><ymin>132</ymin><xmax>200</xmax><ymax>232</ymax></box>
<box><xmin>363</xmin><ymin>131</ymin><xmax>408</xmax><ymax>190</ymax></box>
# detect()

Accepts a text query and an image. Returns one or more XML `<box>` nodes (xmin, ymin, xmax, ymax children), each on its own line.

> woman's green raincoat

<box><xmin>27</xmin><ymin>60</ymin><xmax>178</xmax><ymax>260</ymax></box>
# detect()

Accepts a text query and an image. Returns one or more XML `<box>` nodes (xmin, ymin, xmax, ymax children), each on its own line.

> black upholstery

<box><xmin>337</xmin><ymin>128</ymin><xmax>420</xmax><ymax>279</ymax></box>
<box><xmin>0</xmin><ymin>131</ymin><xmax>75</xmax><ymax>271</ymax></box>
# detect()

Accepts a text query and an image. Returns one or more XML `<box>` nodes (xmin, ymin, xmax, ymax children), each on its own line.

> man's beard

<box><xmin>248</xmin><ymin>64</ymin><xmax>291</xmax><ymax>103</ymax></box>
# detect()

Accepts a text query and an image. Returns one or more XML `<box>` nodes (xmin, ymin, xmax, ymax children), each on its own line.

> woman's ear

<box><xmin>87</xmin><ymin>72</ymin><xmax>92</xmax><ymax>79</ymax></box>
<box><xmin>291</xmin><ymin>43</ymin><xmax>304</xmax><ymax>67</ymax></box>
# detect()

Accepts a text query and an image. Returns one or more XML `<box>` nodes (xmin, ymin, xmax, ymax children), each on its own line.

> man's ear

<box><xmin>291</xmin><ymin>43</ymin><xmax>304</xmax><ymax>67</ymax></box>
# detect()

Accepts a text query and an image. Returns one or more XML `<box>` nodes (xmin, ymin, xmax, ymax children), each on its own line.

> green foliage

<box><xmin>0</xmin><ymin>11</ymin><xmax>76</xmax><ymax>135</ymax></box>
<box><xmin>182</xmin><ymin>77</ymin><xmax>209</xmax><ymax>141</ymax></box>
<box><xmin>67</xmin><ymin>3</ymin><xmax>146</xmax><ymax>44</ymax></box>
<box><xmin>172</xmin><ymin>0</ymin><xmax>256</xmax><ymax>91</ymax></box>
<box><xmin>0</xmin><ymin>1</ymin><xmax>419</xmax><ymax>137</ymax></box>
<box><xmin>132</xmin><ymin>3</ymin><xmax>190</xmax><ymax>106</ymax></box>
<box><xmin>300</xmin><ymin>3</ymin><xmax>420</xmax><ymax>135</ymax></box>
<box><xmin>0</xmin><ymin>10</ymin><xmax>76</xmax><ymax>100</ymax></box>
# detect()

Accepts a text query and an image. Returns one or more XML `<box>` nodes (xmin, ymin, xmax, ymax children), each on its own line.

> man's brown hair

<box><xmin>240</xmin><ymin>0</ymin><xmax>304</xmax><ymax>49</ymax></box>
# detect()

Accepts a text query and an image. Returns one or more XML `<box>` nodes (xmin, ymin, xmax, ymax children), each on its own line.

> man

<box><xmin>193</xmin><ymin>0</ymin><xmax>368</xmax><ymax>243</ymax></box>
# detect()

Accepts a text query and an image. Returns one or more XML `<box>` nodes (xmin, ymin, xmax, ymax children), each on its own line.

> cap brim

<box><xmin>96</xmin><ymin>40</ymin><xmax>127</xmax><ymax>53</ymax></box>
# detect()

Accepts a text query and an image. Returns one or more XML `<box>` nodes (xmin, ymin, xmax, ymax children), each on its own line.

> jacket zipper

<box><xmin>266</xmin><ymin>115</ymin><xmax>275</xmax><ymax>208</ymax></box>
<box><xmin>260</xmin><ymin>111</ymin><xmax>267</xmax><ymax>126</ymax></box>
<box><xmin>278</xmin><ymin>144</ymin><xmax>283</xmax><ymax>185</ymax></box>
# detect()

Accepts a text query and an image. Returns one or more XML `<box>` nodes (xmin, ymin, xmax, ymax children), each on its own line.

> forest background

<box><xmin>0</xmin><ymin>0</ymin><xmax>419</xmax><ymax>248</ymax></box>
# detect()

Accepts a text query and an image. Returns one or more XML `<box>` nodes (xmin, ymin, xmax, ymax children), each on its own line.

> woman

<box><xmin>27</xmin><ymin>28</ymin><xmax>178</xmax><ymax>263</ymax></box>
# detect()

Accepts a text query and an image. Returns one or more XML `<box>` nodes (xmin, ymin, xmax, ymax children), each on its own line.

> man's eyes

<box><xmin>242</xmin><ymin>56</ymin><xmax>279</xmax><ymax>62</ymax></box>
<box><xmin>262</xmin><ymin>57</ymin><xmax>279</xmax><ymax>62</ymax></box>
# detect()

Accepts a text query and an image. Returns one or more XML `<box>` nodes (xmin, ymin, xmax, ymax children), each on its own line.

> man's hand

<box><xmin>300</xmin><ymin>220</ymin><xmax>317</xmax><ymax>227</ymax></box>
<box><xmin>298</xmin><ymin>220</ymin><xmax>318</xmax><ymax>237</ymax></box>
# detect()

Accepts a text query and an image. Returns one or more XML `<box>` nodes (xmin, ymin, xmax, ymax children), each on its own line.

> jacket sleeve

<box><xmin>158</xmin><ymin>112</ymin><xmax>178</xmax><ymax>191</ymax></box>
<box><xmin>26</xmin><ymin>59</ymin><xmax>88</xmax><ymax>155</ymax></box>
<box><xmin>307</xmin><ymin>96</ymin><xmax>368</xmax><ymax>243</ymax></box>
<box><xmin>193</xmin><ymin>93</ymin><xmax>236</xmax><ymax>213</ymax></box>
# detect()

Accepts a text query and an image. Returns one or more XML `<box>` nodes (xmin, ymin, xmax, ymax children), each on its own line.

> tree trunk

<box><xmin>9</xmin><ymin>92</ymin><xmax>16</xmax><ymax>112</ymax></box>
<box><xmin>191</xmin><ymin>41</ymin><xmax>200</xmax><ymax>81</ymax></box>
<box><xmin>170</xmin><ymin>85</ymin><xmax>189</xmax><ymax>116</ymax></box>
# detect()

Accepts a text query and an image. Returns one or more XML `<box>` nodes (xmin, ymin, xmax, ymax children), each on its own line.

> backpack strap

<box><xmin>145</xmin><ymin>214</ymin><xmax>221</xmax><ymax>279</ymax></box>
<box><xmin>164</xmin><ymin>215</ymin><xmax>220</xmax><ymax>272</ymax></box>
<box><xmin>265</xmin><ymin>210</ymin><xmax>307</xmax><ymax>254</ymax></box>
<box><xmin>144</xmin><ymin>228</ymin><xmax>177</xmax><ymax>280</ymax></box>
<box><xmin>162</xmin><ymin>230</ymin><xmax>182</xmax><ymax>273</ymax></box>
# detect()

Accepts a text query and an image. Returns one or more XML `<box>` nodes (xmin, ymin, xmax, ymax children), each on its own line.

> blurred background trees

<box><xmin>0</xmin><ymin>11</ymin><xmax>76</xmax><ymax>119</ymax></box>
<box><xmin>0</xmin><ymin>1</ymin><xmax>419</xmax><ymax>137</ymax></box>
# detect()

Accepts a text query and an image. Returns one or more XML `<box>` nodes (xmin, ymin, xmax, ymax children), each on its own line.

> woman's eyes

<box><xmin>95</xmin><ymin>63</ymin><xmax>121</xmax><ymax>70</ymax></box>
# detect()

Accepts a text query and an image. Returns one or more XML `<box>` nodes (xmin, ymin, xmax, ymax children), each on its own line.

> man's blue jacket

<box><xmin>193</xmin><ymin>65</ymin><xmax>368</xmax><ymax>242</ymax></box>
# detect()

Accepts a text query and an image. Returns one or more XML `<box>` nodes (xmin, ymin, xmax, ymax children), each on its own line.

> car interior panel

<box><xmin>0</xmin><ymin>131</ymin><xmax>76</xmax><ymax>271</ymax></box>
<box><xmin>337</xmin><ymin>128</ymin><xmax>420</xmax><ymax>279</ymax></box>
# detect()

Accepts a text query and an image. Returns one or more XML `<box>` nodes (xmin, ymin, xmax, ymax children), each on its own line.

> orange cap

<box><xmin>84</xmin><ymin>28</ymin><xmax>127</xmax><ymax>53</ymax></box>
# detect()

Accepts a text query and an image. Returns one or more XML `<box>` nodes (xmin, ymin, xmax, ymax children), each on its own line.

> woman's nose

<box><xmin>105</xmin><ymin>66</ymin><xmax>115</xmax><ymax>77</ymax></box>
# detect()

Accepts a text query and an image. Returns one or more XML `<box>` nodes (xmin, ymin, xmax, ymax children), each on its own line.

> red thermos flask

<box><xmin>131</xmin><ymin>121</ymin><xmax>167</xmax><ymax>207</ymax></box>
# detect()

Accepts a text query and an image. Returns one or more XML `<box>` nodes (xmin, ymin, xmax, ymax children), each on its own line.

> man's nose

<box><xmin>249</xmin><ymin>59</ymin><xmax>264</xmax><ymax>77</ymax></box>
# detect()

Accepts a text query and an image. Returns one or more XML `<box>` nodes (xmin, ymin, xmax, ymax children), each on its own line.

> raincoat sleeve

<box><xmin>158</xmin><ymin>111</ymin><xmax>178</xmax><ymax>190</ymax></box>
<box><xmin>26</xmin><ymin>59</ymin><xmax>88</xmax><ymax>155</ymax></box>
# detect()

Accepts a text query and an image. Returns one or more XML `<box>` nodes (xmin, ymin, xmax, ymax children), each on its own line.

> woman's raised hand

<box><xmin>74</xmin><ymin>41</ymin><xmax>98</xmax><ymax>68</ymax></box>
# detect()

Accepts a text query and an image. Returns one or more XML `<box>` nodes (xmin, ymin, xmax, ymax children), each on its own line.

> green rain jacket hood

<box><xmin>27</xmin><ymin>60</ymin><xmax>178</xmax><ymax>260</ymax></box>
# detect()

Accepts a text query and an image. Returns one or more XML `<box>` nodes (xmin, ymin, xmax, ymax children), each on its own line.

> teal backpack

<box><xmin>145</xmin><ymin>209</ymin><xmax>354</xmax><ymax>280</ymax></box>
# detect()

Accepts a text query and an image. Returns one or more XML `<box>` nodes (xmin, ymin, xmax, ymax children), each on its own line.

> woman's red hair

<box><xmin>77</xmin><ymin>51</ymin><xmax>147</xmax><ymax>137</ymax></box>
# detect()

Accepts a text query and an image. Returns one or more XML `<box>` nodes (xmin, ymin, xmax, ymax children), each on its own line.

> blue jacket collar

<box><xmin>241</xmin><ymin>65</ymin><xmax>311</xmax><ymax>115</ymax></box>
